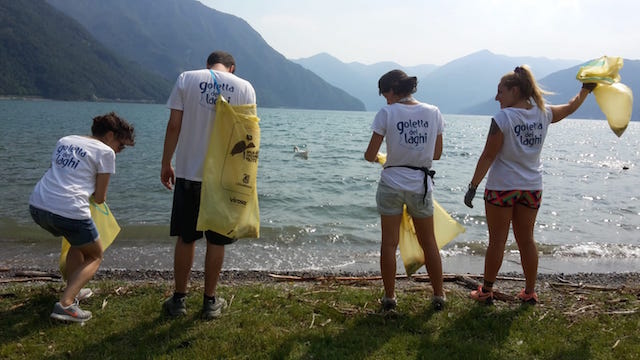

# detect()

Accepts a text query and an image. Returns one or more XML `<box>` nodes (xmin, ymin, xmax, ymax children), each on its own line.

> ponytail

<box><xmin>501</xmin><ymin>65</ymin><xmax>552</xmax><ymax>110</ymax></box>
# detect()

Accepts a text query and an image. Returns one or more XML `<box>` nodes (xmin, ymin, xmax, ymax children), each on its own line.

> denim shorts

<box><xmin>376</xmin><ymin>181</ymin><xmax>434</xmax><ymax>218</ymax></box>
<box><xmin>29</xmin><ymin>205</ymin><xmax>98</xmax><ymax>246</ymax></box>
<box><xmin>170</xmin><ymin>178</ymin><xmax>236</xmax><ymax>245</ymax></box>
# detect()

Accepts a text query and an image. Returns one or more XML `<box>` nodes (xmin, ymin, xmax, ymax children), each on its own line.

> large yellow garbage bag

<box><xmin>593</xmin><ymin>82</ymin><xmax>633</xmax><ymax>137</ymax></box>
<box><xmin>576</xmin><ymin>56</ymin><xmax>633</xmax><ymax>137</ymax></box>
<box><xmin>60</xmin><ymin>198</ymin><xmax>120</xmax><ymax>278</ymax></box>
<box><xmin>376</xmin><ymin>153</ymin><xmax>465</xmax><ymax>275</ymax></box>
<box><xmin>197</xmin><ymin>97</ymin><xmax>261</xmax><ymax>239</ymax></box>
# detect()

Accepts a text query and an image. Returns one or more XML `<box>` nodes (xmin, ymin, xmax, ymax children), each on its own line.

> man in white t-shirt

<box><xmin>160</xmin><ymin>51</ymin><xmax>256</xmax><ymax>319</ymax></box>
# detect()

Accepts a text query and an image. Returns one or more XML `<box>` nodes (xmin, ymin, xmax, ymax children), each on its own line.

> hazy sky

<box><xmin>199</xmin><ymin>0</ymin><xmax>640</xmax><ymax>66</ymax></box>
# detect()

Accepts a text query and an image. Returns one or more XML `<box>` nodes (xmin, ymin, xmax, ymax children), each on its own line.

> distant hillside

<box><xmin>415</xmin><ymin>50</ymin><xmax>581</xmax><ymax>114</ymax></box>
<box><xmin>0</xmin><ymin>0</ymin><xmax>171</xmax><ymax>102</ymax></box>
<box><xmin>293</xmin><ymin>53</ymin><xmax>437</xmax><ymax>111</ymax></box>
<box><xmin>462</xmin><ymin>59</ymin><xmax>640</xmax><ymax>121</ymax></box>
<box><xmin>46</xmin><ymin>0</ymin><xmax>364</xmax><ymax>111</ymax></box>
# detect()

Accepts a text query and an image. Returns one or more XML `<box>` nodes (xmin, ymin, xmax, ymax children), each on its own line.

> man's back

<box><xmin>167</xmin><ymin>69</ymin><xmax>256</xmax><ymax>181</ymax></box>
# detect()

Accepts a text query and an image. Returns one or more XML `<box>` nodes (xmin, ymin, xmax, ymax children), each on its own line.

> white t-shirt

<box><xmin>29</xmin><ymin>135</ymin><xmax>116</xmax><ymax>219</ymax></box>
<box><xmin>486</xmin><ymin>105</ymin><xmax>553</xmax><ymax>190</ymax></box>
<box><xmin>371</xmin><ymin>102</ymin><xmax>444</xmax><ymax>193</ymax></box>
<box><xmin>166</xmin><ymin>69</ymin><xmax>256</xmax><ymax>181</ymax></box>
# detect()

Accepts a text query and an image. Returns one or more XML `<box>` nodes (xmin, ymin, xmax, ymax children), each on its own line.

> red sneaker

<box><xmin>517</xmin><ymin>288</ymin><xmax>538</xmax><ymax>304</ymax></box>
<box><xmin>470</xmin><ymin>285</ymin><xmax>494</xmax><ymax>304</ymax></box>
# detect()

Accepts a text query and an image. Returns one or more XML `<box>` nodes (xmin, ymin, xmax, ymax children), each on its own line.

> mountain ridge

<box><xmin>45</xmin><ymin>0</ymin><xmax>365</xmax><ymax>111</ymax></box>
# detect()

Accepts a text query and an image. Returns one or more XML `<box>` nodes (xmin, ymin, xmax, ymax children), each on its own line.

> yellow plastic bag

<box><xmin>592</xmin><ymin>82</ymin><xmax>633</xmax><ymax>137</ymax></box>
<box><xmin>576</xmin><ymin>56</ymin><xmax>623</xmax><ymax>84</ymax></box>
<box><xmin>197</xmin><ymin>97</ymin><xmax>261</xmax><ymax>239</ymax></box>
<box><xmin>376</xmin><ymin>153</ymin><xmax>465</xmax><ymax>275</ymax></box>
<box><xmin>576</xmin><ymin>56</ymin><xmax>633</xmax><ymax>137</ymax></box>
<box><xmin>60</xmin><ymin>199</ymin><xmax>121</xmax><ymax>278</ymax></box>
<box><xmin>398</xmin><ymin>201</ymin><xmax>466</xmax><ymax>275</ymax></box>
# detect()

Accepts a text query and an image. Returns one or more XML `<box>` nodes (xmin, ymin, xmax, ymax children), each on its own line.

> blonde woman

<box><xmin>465</xmin><ymin>65</ymin><xmax>595</xmax><ymax>304</ymax></box>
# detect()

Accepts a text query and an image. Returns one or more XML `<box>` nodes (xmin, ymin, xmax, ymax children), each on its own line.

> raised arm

<box><xmin>550</xmin><ymin>83</ymin><xmax>596</xmax><ymax>123</ymax></box>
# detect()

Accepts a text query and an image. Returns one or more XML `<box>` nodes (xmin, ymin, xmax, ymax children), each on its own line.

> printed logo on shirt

<box><xmin>55</xmin><ymin>144</ymin><xmax>87</xmax><ymax>170</ymax></box>
<box><xmin>396</xmin><ymin>118</ymin><xmax>430</xmax><ymax>150</ymax></box>
<box><xmin>199</xmin><ymin>80</ymin><xmax>235</xmax><ymax>107</ymax></box>
<box><xmin>514</xmin><ymin>122</ymin><xmax>543</xmax><ymax>147</ymax></box>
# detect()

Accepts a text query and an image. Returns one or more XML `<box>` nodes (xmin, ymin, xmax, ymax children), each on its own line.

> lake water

<box><xmin>1</xmin><ymin>99</ymin><xmax>638</xmax><ymax>275</ymax></box>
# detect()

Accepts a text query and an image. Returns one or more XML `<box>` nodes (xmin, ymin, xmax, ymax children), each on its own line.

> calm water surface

<box><xmin>1</xmin><ymin>99</ymin><xmax>638</xmax><ymax>274</ymax></box>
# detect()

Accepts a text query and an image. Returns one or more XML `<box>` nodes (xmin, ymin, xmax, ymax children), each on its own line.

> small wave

<box><xmin>554</xmin><ymin>242</ymin><xmax>640</xmax><ymax>258</ymax></box>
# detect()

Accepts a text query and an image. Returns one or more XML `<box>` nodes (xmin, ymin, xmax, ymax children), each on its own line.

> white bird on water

<box><xmin>293</xmin><ymin>145</ymin><xmax>309</xmax><ymax>160</ymax></box>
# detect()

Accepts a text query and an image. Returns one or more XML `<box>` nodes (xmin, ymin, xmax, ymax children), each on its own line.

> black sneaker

<box><xmin>163</xmin><ymin>296</ymin><xmax>186</xmax><ymax>317</ymax></box>
<box><xmin>432</xmin><ymin>296</ymin><xmax>446</xmax><ymax>311</ymax></box>
<box><xmin>202</xmin><ymin>297</ymin><xmax>227</xmax><ymax>320</ymax></box>
<box><xmin>380</xmin><ymin>296</ymin><xmax>397</xmax><ymax>311</ymax></box>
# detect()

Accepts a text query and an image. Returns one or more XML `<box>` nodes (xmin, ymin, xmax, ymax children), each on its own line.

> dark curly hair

<box><xmin>91</xmin><ymin>112</ymin><xmax>135</xmax><ymax>146</ymax></box>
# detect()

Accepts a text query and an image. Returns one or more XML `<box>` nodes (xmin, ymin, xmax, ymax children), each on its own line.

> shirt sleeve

<box><xmin>436</xmin><ymin>108</ymin><xmax>444</xmax><ymax>135</ymax></box>
<box><xmin>96</xmin><ymin>148</ymin><xmax>116</xmax><ymax>174</ymax></box>
<box><xmin>166</xmin><ymin>73</ymin><xmax>185</xmax><ymax>111</ymax></box>
<box><xmin>371</xmin><ymin>107</ymin><xmax>388</xmax><ymax>136</ymax></box>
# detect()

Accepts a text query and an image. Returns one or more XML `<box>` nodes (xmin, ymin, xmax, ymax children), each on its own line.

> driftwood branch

<box><xmin>0</xmin><ymin>277</ymin><xmax>60</xmax><ymax>284</ymax></box>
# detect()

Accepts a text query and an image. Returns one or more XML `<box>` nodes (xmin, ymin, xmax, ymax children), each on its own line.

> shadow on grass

<box><xmin>0</xmin><ymin>284</ymin><xmax>61</xmax><ymax>347</ymax></box>
<box><xmin>270</xmin><ymin>299</ymin><xmax>595</xmax><ymax>359</ymax></box>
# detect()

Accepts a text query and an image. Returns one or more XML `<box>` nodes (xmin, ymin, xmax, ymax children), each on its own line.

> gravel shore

<box><xmin>3</xmin><ymin>267</ymin><xmax>639</xmax><ymax>290</ymax></box>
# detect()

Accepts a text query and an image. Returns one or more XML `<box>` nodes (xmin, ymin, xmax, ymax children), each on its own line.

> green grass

<box><xmin>1</xmin><ymin>279</ymin><xmax>639</xmax><ymax>359</ymax></box>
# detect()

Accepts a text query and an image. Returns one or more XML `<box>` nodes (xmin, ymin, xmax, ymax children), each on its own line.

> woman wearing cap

<box><xmin>365</xmin><ymin>69</ymin><xmax>446</xmax><ymax>312</ymax></box>
<box><xmin>464</xmin><ymin>65</ymin><xmax>595</xmax><ymax>304</ymax></box>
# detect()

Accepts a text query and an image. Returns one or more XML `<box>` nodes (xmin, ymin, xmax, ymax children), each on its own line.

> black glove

<box><xmin>464</xmin><ymin>184</ymin><xmax>477</xmax><ymax>208</ymax></box>
<box><xmin>582</xmin><ymin>83</ymin><xmax>597</xmax><ymax>92</ymax></box>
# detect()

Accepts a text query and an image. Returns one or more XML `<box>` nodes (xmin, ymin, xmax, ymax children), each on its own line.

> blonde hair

<box><xmin>500</xmin><ymin>65</ymin><xmax>552</xmax><ymax>110</ymax></box>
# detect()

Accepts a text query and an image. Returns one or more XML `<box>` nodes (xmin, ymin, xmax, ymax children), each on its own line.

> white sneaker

<box><xmin>50</xmin><ymin>301</ymin><xmax>92</xmax><ymax>323</ymax></box>
<box><xmin>76</xmin><ymin>288</ymin><xmax>93</xmax><ymax>302</ymax></box>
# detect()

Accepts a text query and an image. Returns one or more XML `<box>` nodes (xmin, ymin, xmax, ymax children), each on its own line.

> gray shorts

<box><xmin>376</xmin><ymin>181</ymin><xmax>434</xmax><ymax>218</ymax></box>
<box><xmin>29</xmin><ymin>205</ymin><xmax>99</xmax><ymax>246</ymax></box>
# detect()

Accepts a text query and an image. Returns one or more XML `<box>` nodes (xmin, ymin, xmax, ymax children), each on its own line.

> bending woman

<box><xmin>464</xmin><ymin>65</ymin><xmax>595</xmax><ymax>304</ymax></box>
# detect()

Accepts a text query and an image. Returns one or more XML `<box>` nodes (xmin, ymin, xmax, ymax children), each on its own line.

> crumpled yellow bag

<box><xmin>197</xmin><ymin>96</ymin><xmax>260</xmax><ymax>239</ymax></box>
<box><xmin>576</xmin><ymin>56</ymin><xmax>633</xmax><ymax>137</ymax></box>
<box><xmin>60</xmin><ymin>198</ymin><xmax>120</xmax><ymax>278</ymax></box>
<box><xmin>376</xmin><ymin>153</ymin><xmax>465</xmax><ymax>275</ymax></box>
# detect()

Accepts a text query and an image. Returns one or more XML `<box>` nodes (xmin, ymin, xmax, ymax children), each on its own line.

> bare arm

<box><xmin>469</xmin><ymin>119</ymin><xmax>503</xmax><ymax>187</ymax></box>
<box><xmin>433</xmin><ymin>133</ymin><xmax>443</xmax><ymax>160</ymax></box>
<box><xmin>93</xmin><ymin>173</ymin><xmax>111</xmax><ymax>204</ymax></box>
<box><xmin>161</xmin><ymin>109</ymin><xmax>183</xmax><ymax>190</ymax></box>
<box><xmin>550</xmin><ymin>87</ymin><xmax>592</xmax><ymax>123</ymax></box>
<box><xmin>364</xmin><ymin>132</ymin><xmax>384</xmax><ymax>162</ymax></box>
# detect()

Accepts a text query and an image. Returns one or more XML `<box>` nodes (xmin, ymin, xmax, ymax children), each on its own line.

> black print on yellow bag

<box><xmin>197</xmin><ymin>96</ymin><xmax>260</xmax><ymax>239</ymax></box>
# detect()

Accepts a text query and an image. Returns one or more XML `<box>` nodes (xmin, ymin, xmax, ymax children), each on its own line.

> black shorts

<box><xmin>170</xmin><ymin>178</ymin><xmax>236</xmax><ymax>245</ymax></box>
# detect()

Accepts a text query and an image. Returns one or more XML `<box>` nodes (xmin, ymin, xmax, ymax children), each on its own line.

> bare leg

<box><xmin>204</xmin><ymin>243</ymin><xmax>225</xmax><ymax>297</ymax></box>
<box><xmin>413</xmin><ymin>216</ymin><xmax>444</xmax><ymax>297</ymax></box>
<box><xmin>173</xmin><ymin>237</ymin><xmax>196</xmax><ymax>294</ymax></box>
<box><xmin>380</xmin><ymin>214</ymin><xmax>402</xmax><ymax>299</ymax></box>
<box><xmin>60</xmin><ymin>241</ymin><xmax>102</xmax><ymax>307</ymax></box>
<box><xmin>64</xmin><ymin>247</ymin><xmax>84</xmax><ymax>280</ymax></box>
<box><xmin>483</xmin><ymin>202</ymin><xmax>513</xmax><ymax>289</ymax></box>
<box><xmin>512</xmin><ymin>204</ymin><xmax>539</xmax><ymax>293</ymax></box>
